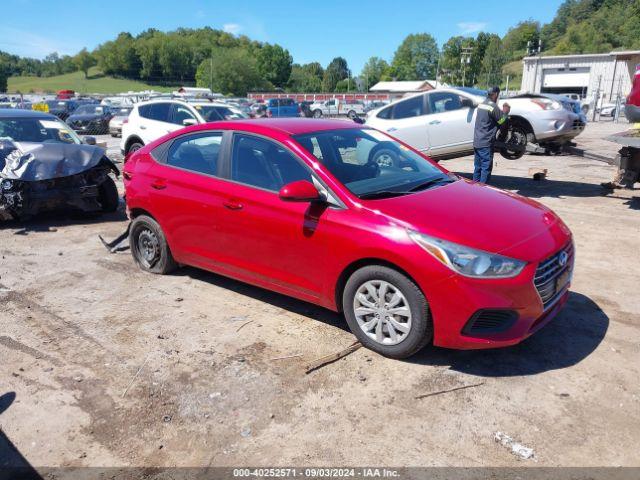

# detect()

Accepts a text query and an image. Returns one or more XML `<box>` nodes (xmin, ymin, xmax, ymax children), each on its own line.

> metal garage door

<box><xmin>542</xmin><ymin>67</ymin><xmax>590</xmax><ymax>94</ymax></box>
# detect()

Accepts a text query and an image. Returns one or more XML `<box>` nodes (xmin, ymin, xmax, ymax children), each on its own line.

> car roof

<box><xmin>0</xmin><ymin>108</ymin><xmax>58</xmax><ymax>120</ymax></box>
<box><xmin>225</xmin><ymin>118</ymin><xmax>361</xmax><ymax>135</ymax></box>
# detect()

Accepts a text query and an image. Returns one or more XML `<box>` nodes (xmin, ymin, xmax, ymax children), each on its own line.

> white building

<box><xmin>521</xmin><ymin>50</ymin><xmax>640</xmax><ymax>104</ymax></box>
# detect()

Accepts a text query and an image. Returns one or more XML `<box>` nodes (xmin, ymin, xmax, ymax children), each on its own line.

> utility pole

<box><xmin>505</xmin><ymin>75</ymin><xmax>510</xmax><ymax>96</ymax></box>
<box><xmin>460</xmin><ymin>46</ymin><xmax>473</xmax><ymax>87</ymax></box>
<box><xmin>210</xmin><ymin>57</ymin><xmax>213</xmax><ymax>92</ymax></box>
<box><xmin>592</xmin><ymin>75</ymin><xmax>602</xmax><ymax>122</ymax></box>
<box><xmin>528</xmin><ymin>39</ymin><xmax>542</xmax><ymax>93</ymax></box>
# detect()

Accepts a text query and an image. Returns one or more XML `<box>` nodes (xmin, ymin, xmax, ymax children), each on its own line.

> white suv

<box><xmin>120</xmin><ymin>99</ymin><xmax>247</xmax><ymax>155</ymax></box>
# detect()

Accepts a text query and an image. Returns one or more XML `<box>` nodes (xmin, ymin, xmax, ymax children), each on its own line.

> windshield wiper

<box><xmin>407</xmin><ymin>177</ymin><xmax>453</xmax><ymax>192</ymax></box>
<box><xmin>358</xmin><ymin>190</ymin><xmax>412</xmax><ymax>200</ymax></box>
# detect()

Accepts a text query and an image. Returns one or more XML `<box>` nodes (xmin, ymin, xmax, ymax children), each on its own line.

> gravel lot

<box><xmin>1</xmin><ymin>121</ymin><xmax>639</xmax><ymax>469</ymax></box>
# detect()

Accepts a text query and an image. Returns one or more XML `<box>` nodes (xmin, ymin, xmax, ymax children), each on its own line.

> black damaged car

<box><xmin>66</xmin><ymin>104</ymin><xmax>113</xmax><ymax>135</ymax></box>
<box><xmin>0</xmin><ymin>109</ymin><xmax>120</xmax><ymax>221</ymax></box>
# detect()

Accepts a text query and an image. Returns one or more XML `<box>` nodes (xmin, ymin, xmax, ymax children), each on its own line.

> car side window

<box><xmin>427</xmin><ymin>92</ymin><xmax>463</xmax><ymax>114</ymax></box>
<box><xmin>166</xmin><ymin>132</ymin><xmax>222</xmax><ymax>176</ymax></box>
<box><xmin>377</xmin><ymin>105</ymin><xmax>392</xmax><ymax>119</ymax></box>
<box><xmin>170</xmin><ymin>104</ymin><xmax>196</xmax><ymax>125</ymax></box>
<box><xmin>141</xmin><ymin>103</ymin><xmax>171</xmax><ymax>122</ymax></box>
<box><xmin>231</xmin><ymin>134</ymin><xmax>312</xmax><ymax>191</ymax></box>
<box><xmin>392</xmin><ymin>95</ymin><xmax>425</xmax><ymax>119</ymax></box>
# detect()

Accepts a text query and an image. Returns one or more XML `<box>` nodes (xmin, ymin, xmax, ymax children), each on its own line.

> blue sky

<box><xmin>1</xmin><ymin>0</ymin><xmax>563</xmax><ymax>73</ymax></box>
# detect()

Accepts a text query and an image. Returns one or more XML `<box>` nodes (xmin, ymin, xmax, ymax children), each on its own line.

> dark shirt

<box><xmin>473</xmin><ymin>98</ymin><xmax>507</xmax><ymax>149</ymax></box>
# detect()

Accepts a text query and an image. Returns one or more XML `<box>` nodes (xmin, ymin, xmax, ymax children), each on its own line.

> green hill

<box><xmin>8</xmin><ymin>67</ymin><xmax>175</xmax><ymax>94</ymax></box>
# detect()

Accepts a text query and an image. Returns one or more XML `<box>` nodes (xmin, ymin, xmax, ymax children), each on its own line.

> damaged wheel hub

<box><xmin>137</xmin><ymin>229</ymin><xmax>160</xmax><ymax>267</ymax></box>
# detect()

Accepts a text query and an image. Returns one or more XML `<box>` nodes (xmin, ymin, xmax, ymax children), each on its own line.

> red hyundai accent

<box><xmin>123</xmin><ymin>118</ymin><xmax>574</xmax><ymax>359</ymax></box>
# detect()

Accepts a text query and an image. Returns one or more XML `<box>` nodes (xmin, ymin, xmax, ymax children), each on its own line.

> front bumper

<box><xmin>420</xmin><ymin>242</ymin><xmax>574</xmax><ymax>350</ymax></box>
<box><xmin>531</xmin><ymin>110</ymin><xmax>586</xmax><ymax>143</ymax></box>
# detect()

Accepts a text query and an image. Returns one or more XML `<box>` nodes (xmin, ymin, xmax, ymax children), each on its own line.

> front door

<box><xmin>213</xmin><ymin>133</ymin><xmax>329</xmax><ymax>301</ymax></box>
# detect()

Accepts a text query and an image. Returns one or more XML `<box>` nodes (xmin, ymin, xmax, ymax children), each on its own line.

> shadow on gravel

<box><xmin>178</xmin><ymin>266</ymin><xmax>348</xmax><ymax>333</ymax></box>
<box><xmin>0</xmin><ymin>208</ymin><xmax>127</xmax><ymax>235</ymax></box>
<box><xmin>409</xmin><ymin>292</ymin><xmax>609</xmax><ymax>377</ymax></box>
<box><xmin>0</xmin><ymin>391</ymin><xmax>42</xmax><ymax>478</ymax></box>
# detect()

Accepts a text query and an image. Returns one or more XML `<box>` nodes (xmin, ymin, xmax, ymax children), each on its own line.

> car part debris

<box><xmin>494</xmin><ymin>431</ymin><xmax>535</xmax><ymax>460</ymax></box>
<box><xmin>305</xmin><ymin>341</ymin><xmax>362</xmax><ymax>374</ymax></box>
<box><xmin>0</xmin><ymin>138</ymin><xmax>120</xmax><ymax>221</ymax></box>
<box><xmin>98</xmin><ymin>223</ymin><xmax>131</xmax><ymax>253</ymax></box>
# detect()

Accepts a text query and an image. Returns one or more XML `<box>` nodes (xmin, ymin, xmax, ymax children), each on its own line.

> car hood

<box><xmin>0</xmin><ymin>141</ymin><xmax>112</xmax><ymax>181</ymax></box>
<box><xmin>364</xmin><ymin>179</ymin><xmax>570</xmax><ymax>261</ymax></box>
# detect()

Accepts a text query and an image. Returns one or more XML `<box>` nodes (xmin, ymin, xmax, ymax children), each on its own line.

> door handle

<box><xmin>387</xmin><ymin>127</ymin><xmax>397</xmax><ymax>132</ymax></box>
<box><xmin>429</xmin><ymin>120</ymin><xmax>442</xmax><ymax>125</ymax></box>
<box><xmin>150</xmin><ymin>179</ymin><xmax>167</xmax><ymax>190</ymax></box>
<box><xmin>140</xmin><ymin>125</ymin><xmax>146</xmax><ymax>130</ymax></box>
<box><xmin>223</xmin><ymin>200</ymin><xmax>243</xmax><ymax>210</ymax></box>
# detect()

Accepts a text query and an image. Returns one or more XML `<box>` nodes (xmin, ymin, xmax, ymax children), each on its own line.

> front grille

<box><xmin>572</xmin><ymin>119</ymin><xmax>585</xmax><ymax>130</ymax></box>
<box><xmin>534</xmin><ymin>242</ymin><xmax>574</xmax><ymax>309</ymax></box>
<box><xmin>462</xmin><ymin>309</ymin><xmax>518</xmax><ymax>335</ymax></box>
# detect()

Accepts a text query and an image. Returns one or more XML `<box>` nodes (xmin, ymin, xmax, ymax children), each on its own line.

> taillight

<box><xmin>123</xmin><ymin>118</ymin><xmax>128</xmax><ymax>124</ymax></box>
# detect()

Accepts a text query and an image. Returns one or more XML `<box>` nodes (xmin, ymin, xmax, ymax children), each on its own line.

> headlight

<box><xmin>1</xmin><ymin>179</ymin><xmax>13</xmax><ymax>191</ymax></box>
<box><xmin>408</xmin><ymin>230</ymin><xmax>526</xmax><ymax>278</ymax></box>
<box><xmin>531</xmin><ymin>98</ymin><xmax>562</xmax><ymax>110</ymax></box>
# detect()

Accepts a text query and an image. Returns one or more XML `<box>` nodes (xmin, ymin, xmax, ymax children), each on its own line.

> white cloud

<box><xmin>223</xmin><ymin>23</ymin><xmax>243</xmax><ymax>35</ymax></box>
<box><xmin>0</xmin><ymin>26</ymin><xmax>81</xmax><ymax>58</ymax></box>
<box><xmin>457</xmin><ymin>22</ymin><xmax>488</xmax><ymax>34</ymax></box>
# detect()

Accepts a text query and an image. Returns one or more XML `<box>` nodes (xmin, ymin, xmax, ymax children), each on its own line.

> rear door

<box><xmin>422</xmin><ymin>91</ymin><xmax>476</xmax><ymax>157</ymax></box>
<box><xmin>145</xmin><ymin>130</ymin><xmax>230</xmax><ymax>266</ymax></box>
<box><xmin>376</xmin><ymin>94</ymin><xmax>430</xmax><ymax>152</ymax></box>
<box><xmin>137</xmin><ymin>102</ymin><xmax>174</xmax><ymax>144</ymax></box>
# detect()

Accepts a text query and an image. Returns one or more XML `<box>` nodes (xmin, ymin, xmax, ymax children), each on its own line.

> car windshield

<box><xmin>115</xmin><ymin>108</ymin><xmax>132</xmax><ymax>116</ymax></box>
<box><xmin>46</xmin><ymin>100</ymin><xmax>69</xmax><ymax>109</ymax></box>
<box><xmin>0</xmin><ymin>117</ymin><xmax>82</xmax><ymax>144</ymax></box>
<box><xmin>195</xmin><ymin>105</ymin><xmax>244</xmax><ymax>121</ymax></box>
<box><xmin>74</xmin><ymin>105</ymin><xmax>105</xmax><ymax>115</ymax></box>
<box><xmin>293</xmin><ymin>128</ymin><xmax>453</xmax><ymax>198</ymax></box>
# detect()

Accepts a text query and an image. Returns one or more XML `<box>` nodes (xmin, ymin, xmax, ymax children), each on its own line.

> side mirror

<box><xmin>83</xmin><ymin>136</ymin><xmax>96</xmax><ymax>145</ymax></box>
<box><xmin>279</xmin><ymin>180</ymin><xmax>321</xmax><ymax>202</ymax></box>
<box><xmin>183</xmin><ymin>118</ymin><xmax>197</xmax><ymax>126</ymax></box>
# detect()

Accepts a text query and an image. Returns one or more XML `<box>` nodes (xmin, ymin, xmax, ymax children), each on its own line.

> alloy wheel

<box><xmin>137</xmin><ymin>228</ymin><xmax>160</xmax><ymax>268</ymax></box>
<box><xmin>353</xmin><ymin>280</ymin><xmax>412</xmax><ymax>345</ymax></box>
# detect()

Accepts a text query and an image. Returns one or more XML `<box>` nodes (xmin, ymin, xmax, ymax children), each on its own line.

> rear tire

<box><xmin>98</xmin><ymin>176</ymin><xmax>119</xmax><ymax>212</ymax></box>
<box><xmin>127</xmin><ymin>142</ymin><xmax>143</xmax><ymax>154</ymax></box>
<box><xmin>342</xmin><ymin>265</ymin><xmax>432</xmax><ymax>359</ymax></box>
<box><xmin>129</xmin><ymin>215</ymin><xmax>177</xmax><ymax>274</ymax></box>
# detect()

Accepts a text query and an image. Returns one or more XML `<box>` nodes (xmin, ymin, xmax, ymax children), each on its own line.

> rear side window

<box><xmin>427</xmin><ymin>92</ymin><xmax>463</xmax><ymax>113</ymax></box>
<box><xmin>139</xmin><ymin>102</ymin><xmax>171</xmax><ymax>121</ymax></box>
<box><xmin>231</xmin><ymin>134</ymin><xmax>312</xmax><ymax>191</ymax></box>
<box><xmin>166</xmin><ymin>132</ymin><xmax>223</xmax><ymax>176</ymax></box>
<box><xmin>392</xmin><ymin>95</ymin><xmax>425</xmax><ymax>119</ymax></box>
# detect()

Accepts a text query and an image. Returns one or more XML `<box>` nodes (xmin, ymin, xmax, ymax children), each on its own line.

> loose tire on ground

<box><xmin>98</xmin><ymin>176</ymin><xmax>119</xmax><ymax>213</ymax></box>
<box><xmin>129</xmin><ymin>215</ymin><xmax>177</xmax><ymax>275</ymax></box>
<box><xmin>342</xmin><ymin>265</ymin><xmax>432</xmax><ymax>359</ymax></box>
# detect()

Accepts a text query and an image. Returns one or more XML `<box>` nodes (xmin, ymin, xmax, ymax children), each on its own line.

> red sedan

<box><xmin>123</xmin><ymin>119</ymin><xmax>574</xmax><ymax>358</ymax></box>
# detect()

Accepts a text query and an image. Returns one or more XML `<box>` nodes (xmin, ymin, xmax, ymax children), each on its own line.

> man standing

<box><xmin>473</xmin><ymin>86</ymin><xmax>510</xmax><ymax>183</ymax></box>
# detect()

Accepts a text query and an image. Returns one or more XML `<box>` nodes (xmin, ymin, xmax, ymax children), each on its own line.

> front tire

<box><xmin>129</xmin><ymin>215</ymin><xmax>177</xmax><ymax>274</ymax></box>
<box><xmin>98</xmin><ymin>176</ymin><xmax>119</xmax><ymax>212</ymax></box>
<box><xmin>347</xmin><ymin>110</ymin><xmax>357</xmax><ymax>119</ymax></box>
<box><xmin>313</xmin><ymin>109</ymin><xmax>323</xmax><ymax>118</ymax></box>
<box><xmin>127</xmin><ymin>142</ymin><xmax>143</xmax><ymax>154</ymax></box>
<box><xmin>342</xmin><ymin>265</ymin><xmax>432</xmax><ymax>359</ymax></box>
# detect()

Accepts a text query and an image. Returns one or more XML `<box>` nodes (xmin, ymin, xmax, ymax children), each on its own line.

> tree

<box><xmin>287</xmin><ymin>64</ymin><xmax>322</xmax><ymax>92</ymax></box>
<box><xmin>480</xmin><ymin>36</ymin><xmax>506</xmax><ymax>88</ymax></box>
<box><xmin>73</xmin><ymin>48</ymin><xmax>96</xmax><ymax>78</ymax></box>
<box><xmin>322</xmin><ymin>57</ymin><xmax>349</xmax><ymax>91</ymax></box>
<box><xmin>502</xmin><ymin>21</ymin><xmax>540</xmax><ymax>61</ymax></box>
<box><xmin>391</xmin><ymin>33</ymin><xmax>439</xmax><ymax>80</ymax></box>
<box><xmin>256</xmin><ymin>44</ymin><xmax>293</xmax><ymax>88</ymax></box>
<box><xmin>195</xmin><ymin>48</ymin><xmax>268</xmax><ymax>96</ymax></box>
<box><xmin>0</xmin><ymin>57</ymin><xmax>8</xmax><ymax>92</ymax></box>
<box><xmin>361</xmin><ymin>56</ymin><xmax>390</xmax><ymax>89</ymax></box>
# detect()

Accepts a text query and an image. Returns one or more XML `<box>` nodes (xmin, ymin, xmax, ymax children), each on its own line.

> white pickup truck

<box><xmin>310</xmin><ymin>99</ymin><xmax>366</xmax><ymax>119</ymax></box>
